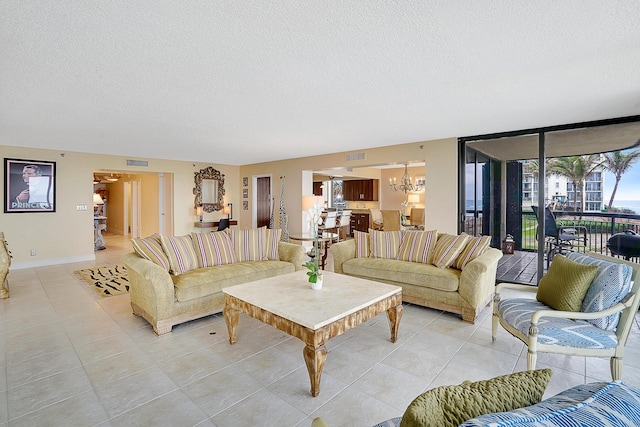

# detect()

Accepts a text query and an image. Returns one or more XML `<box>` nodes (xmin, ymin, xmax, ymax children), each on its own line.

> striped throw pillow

<box><xmin>131</xmin><ymin>233</ymin><xmax>170</xmax><ymax>271</ymax></box>
<box><xmin>191</xmin><ymin>231</ymin><xmax>236</xmax><ymax>268</ymax></box>
<box><xmin>354</xmin><ymin>230</ymin><xmax>371</xmax><ymax>258</ymax></box>
<box><xmin>397</xmin><ymin>229</ymin><xmax>438</xmax><ymax>264</ymax></box>
<box><xmin>159</xmin><ymin>234</ymin><xmax>199</xmax><ymax>275</ymax></box>
<box><xmin>263</xmin><ymin>228</ymin><xmax>282</xmax><ymax>260</ymax></box>
<box><xmin>453</xmin><ymin>235</ymin><xmax>492</xmax><ymax>270</ymax></box>
<box><xmin>432</xmin><ymin>233</ymin><xmax>469</xmax><ymax>268</ymax></box>
<box><xmin>370</xmin><ymin>229</ymin><xmax>403</xmax><ymax>259</ymax></box>
<box><xmin>227</xmin><ymin>227</ymin><xmax>264</xmax><ymax>262</ymax></box>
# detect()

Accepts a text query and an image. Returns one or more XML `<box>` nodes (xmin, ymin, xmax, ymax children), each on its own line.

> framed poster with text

<box><xmin>4</xmin><ymin>158</ymin><xmax>56</xmax><ymax>213</ymax></box>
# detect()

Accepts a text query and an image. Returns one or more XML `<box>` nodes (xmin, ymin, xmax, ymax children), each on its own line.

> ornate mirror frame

<box><xmin>194</xmin><ymin>166</ymin><xmax>225</xmax><ymax>212</ymax></box>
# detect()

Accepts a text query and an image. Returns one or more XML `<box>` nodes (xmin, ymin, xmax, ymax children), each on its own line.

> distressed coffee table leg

<box><xmin>303</xmin><ymin>343</ymin><xmax>327</xmax><ymax>397</ymax></box>
<box><xmin>223</xmin><ymin>305</ymin><xmax>240</xmax><ymax>344</ymax></box>
<box><xmin>386</xmin><ymin>304</ymin><xmax>403</xmax><ymax>343</ymax></box>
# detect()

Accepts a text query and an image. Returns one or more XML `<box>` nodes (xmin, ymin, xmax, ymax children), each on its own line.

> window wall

<box><xmin>460</xmin><ymin>116</ymin><xmax>640</xmax><ymax>283</ymax></box>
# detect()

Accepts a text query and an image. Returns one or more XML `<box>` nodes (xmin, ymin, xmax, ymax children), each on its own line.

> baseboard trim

<box><xmin>11</xmin><ymin>254</ymin><xmax>96</xmax><ymax>270</ymax></box>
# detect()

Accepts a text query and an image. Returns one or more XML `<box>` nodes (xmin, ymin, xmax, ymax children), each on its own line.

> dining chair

<box><xmin>369</xmin><ymin>208</ymin><xmax>384</xmax><ymax>231</ymax></box>
<box><xmin>318</xmin><ymin>211</ymin><xmax>339</xmax><ymax>241</ymax></box>
<box><xmin>337</xmin><ymin>210</ymin><xmax>351</xmax><ymax>241</ymax></box>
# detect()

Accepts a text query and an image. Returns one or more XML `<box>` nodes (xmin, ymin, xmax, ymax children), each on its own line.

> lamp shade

<box><xmin>196</xmin><ymin>206</ymin><xmax>203</xmax><ymax>216</ymax></box>
<box><xmin>93</xmin><ymin>193</ymin><xmax>104</xmax><ymax>205</ymax></box>
<box><xmin>223</xmin><ymin>205</ymin><xmax>231</xmax><ymax>215</ymax></box>
<box><xmin>408</xmin><ymin>194</ymin><xmax>420</xmax><ymax>204</ymax></box>
<box><xmin>302</xmin><ymin>195</ymin><xmax>322</xmax><ymax>211</ymax></box>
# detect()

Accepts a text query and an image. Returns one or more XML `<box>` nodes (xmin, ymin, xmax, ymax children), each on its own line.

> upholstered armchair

<box><xmin>493</xmin><ymin>252</ymin><xmax>640</xmax><ymax>381</ymax></box>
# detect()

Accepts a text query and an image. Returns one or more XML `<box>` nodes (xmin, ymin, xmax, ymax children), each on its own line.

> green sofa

<box><xmin>123</xmin><ymin>241</ymin><xmax>304</xmax><ymax>335</ymax></box>
<box><xmin>330</xmin><ymin>238</ymin><xmax>502</xmax><ymax>323</ymax></box>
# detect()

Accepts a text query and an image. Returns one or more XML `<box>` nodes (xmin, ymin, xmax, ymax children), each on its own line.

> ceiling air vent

<box><xmin>346</xmin><ymin>153</ymin><xmax>365</xmax><ymax>161</ymax></box>
<box><xmin>126</xmin><ymin>159</ymin><xmax>149</xmax><ymax>167</ymax></box>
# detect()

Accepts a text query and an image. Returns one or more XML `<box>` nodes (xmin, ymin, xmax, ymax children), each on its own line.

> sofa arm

<box><xmin>329</xmin><ymin>240</ymin><xmax>356</xmax><ymax>274</ymax></box>
<box><xmin>122</xmin><ymin>252</ymin><xmax>176</xmax><ymax>320</ymax></box>
<box><xmin>458</xmin><ymin>248</ymin><xmax>502</xmax><ymax>307</ymax></box>
<box><xmin>278</xmin><ymin>241</ymin><xmax>305</xmax><ymax>271</ymax></box>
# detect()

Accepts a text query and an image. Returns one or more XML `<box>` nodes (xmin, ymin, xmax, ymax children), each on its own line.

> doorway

<box><xmin>255</xmin><ymin>175</ymin><xmax>271</xmax><ymax>228</ymax></box>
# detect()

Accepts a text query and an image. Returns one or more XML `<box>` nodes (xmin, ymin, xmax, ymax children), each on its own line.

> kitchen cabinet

<box><xmin>343</xmin><ymin>179</ymin><xmax>379</xmax><ymax>201</ymax></box>
<box><xmin>313</xmin><ymin>182</ymin><xmax>323</xmax><ymax>196</ymax></box>
<box><xmin>349</xmin><ymin>212</ymin><xmax>370</xmax><ymax>236</ymax></box>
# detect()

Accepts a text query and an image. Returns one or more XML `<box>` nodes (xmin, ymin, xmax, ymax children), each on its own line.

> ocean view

<box><xmin>612</xmin><ymin>200</ymin><xmax>640</xmax><ymax>214</ymax></box>
<box><xmin>465</xmin><ymin>199</ymin><xmax>640</xmax><ymax>214</ymax></box>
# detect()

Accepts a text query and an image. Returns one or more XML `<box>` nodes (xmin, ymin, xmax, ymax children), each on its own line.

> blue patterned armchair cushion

<box><xmin>497</xmin><ymin>298</ymin><xmax>618</xmax><ymax>349</ymax></box>
<box><xmin>566</xmin><ymin>252</ymin><xmax>633</xmax><ymax>331</ymax></box>
<box><xmin>460</xmin><ymin>381</ymin><xmax>640</xmax><ymax>426</ymax></box>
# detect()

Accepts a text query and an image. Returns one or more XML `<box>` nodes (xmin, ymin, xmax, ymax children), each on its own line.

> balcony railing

<box><xmin>463</xmin><ymin>210</ymin><xmax>640</xmax><ymax>264</ymax></box>
<box><xmin>520</xmin><ymin>210</ymin><xmax>640</xmax><ymax>263</ymax></box>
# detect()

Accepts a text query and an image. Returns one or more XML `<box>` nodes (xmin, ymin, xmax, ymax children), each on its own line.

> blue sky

<box><xmin>464</xmin><ymin>150</ymin><xmax>640</xmax><ymax>203</ymax></box>
<box><xmin>603</xmin><ymin>164</ymin><xmax>640</xmax><ymax>202</ymax></box>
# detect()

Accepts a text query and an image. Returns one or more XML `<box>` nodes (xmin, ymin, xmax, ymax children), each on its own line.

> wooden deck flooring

<box><xmin>496</xmin><ymin>251</ymin><xmax>543</xmax><ymax>286</ymax></box>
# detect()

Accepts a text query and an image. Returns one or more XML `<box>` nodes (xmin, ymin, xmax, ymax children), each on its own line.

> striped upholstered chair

<box><xmin>493</xmin><ymin>251</ymin><xmax>640</xmax><ymax>381</ymax></box>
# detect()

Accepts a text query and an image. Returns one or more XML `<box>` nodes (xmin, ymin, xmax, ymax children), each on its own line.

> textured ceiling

<box><xmin>2</xmin><ymin>1</ymin><xmax>640</xmax><ymax>165</ymax></box>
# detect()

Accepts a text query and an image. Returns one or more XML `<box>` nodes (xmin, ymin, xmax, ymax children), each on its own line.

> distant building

<box><xmin>521</xmin><ymin>158</ymin><xmax>605</xmax><ymax>212</ymax></box>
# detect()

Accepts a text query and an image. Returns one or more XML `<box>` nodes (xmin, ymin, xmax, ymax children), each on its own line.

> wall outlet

<box><xmin>77</xmin><ymin>204</ymin><xmax>87</xmax><ymax>211</ymax></box>
<box><xmin>30</xmin><ymin>249</ymin><xmax>36</xmax><ymax>256</ymax></box>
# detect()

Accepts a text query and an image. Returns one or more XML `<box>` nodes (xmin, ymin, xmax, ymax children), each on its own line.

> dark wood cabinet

<box><xmin>350</xmin><ymin>213</ymin><xmax>370</xmax><ymax>235</ymax></box>
<box><xmin>343</xmin><ymin>179</ymin><xmax>378</xmax><ymax>201</ymax></box>
<box><xmin>313</xmin><ymin>182</ymin><xmax>323</xmax><ymax>196</ymax></box>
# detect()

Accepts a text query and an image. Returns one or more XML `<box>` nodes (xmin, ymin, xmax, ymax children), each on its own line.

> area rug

<box><xmin>75</xmin><ymin>264</ymin><xmax>129</xmax><ymax>297</ymax></box>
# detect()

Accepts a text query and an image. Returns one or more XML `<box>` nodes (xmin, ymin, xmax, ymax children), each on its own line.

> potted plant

<box><xmin>304</xmin><ymin>197</ymin><xmax>324</xmax><ymax>289</ymax></box>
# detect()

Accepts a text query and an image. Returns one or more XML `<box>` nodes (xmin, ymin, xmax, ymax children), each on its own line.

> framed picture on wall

<box><xmin>243</xmin><ymin>177</ymin><xmax>248</xmax><ymax>187</ymax></box>
<box><xmin>243</xmin><ymin>188</ymin><xmax>248</xmax><ymax>198</ymax></box>
<box><xmin>243</xmin><ymin>201</ymin><xmax>248</xmax><ymax>210</ymax></box>
<box><xmin>4</xmin><ymin>158</ymin><xmax>56</xmax><ymax>213</ymax></box>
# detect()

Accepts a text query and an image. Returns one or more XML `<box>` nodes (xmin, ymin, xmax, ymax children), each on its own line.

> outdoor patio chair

<box><xmin>532</xmin><ymin>205</ymin><xmax>587</xmax><ymax>266</ymax></box>
<box><xmin>493</xmin><ymin>252</ymin><xmax>640</xmax><ymax>381</ymax></box>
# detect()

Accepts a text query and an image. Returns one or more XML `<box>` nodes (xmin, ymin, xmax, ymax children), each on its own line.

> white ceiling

<box><xmin>2</xmin><ymin>1</ymin><xmax>640</xmax><ymax>166</ymax></box>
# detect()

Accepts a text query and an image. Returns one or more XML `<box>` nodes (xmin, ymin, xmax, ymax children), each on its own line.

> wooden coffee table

<box><xmin>222</xmin><ymin>270</ymin><xmax>402</xmax><ymax>397</ymax></box>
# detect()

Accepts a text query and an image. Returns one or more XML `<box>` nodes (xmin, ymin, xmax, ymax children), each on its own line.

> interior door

<box><xmin>256</xmin><ymin>176</ymin><xmax>271</xmax><ymax>228</ymax></box>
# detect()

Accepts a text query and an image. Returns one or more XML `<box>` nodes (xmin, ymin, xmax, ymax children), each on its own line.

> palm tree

<box><xmin>602</xmin><ymin>149</ymin><xmax>640</xmax><ymax>210</ymax></box>
<box><xmin>547</xmin><ymin>155</ymin><xmax>602</xmax><ymax>212</ymax></box>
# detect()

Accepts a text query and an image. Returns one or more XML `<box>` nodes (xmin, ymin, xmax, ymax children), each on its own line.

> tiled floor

<box><xmin>1</xmin><ymin>233</ymin><xmax>639</xmax><ymax>427</ymax></box>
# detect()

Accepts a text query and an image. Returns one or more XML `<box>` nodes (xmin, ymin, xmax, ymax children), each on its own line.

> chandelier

<box><xmin>389</xmin><ymin>164</ymin><xmax>424</xmax><ymax>193</ymax></box>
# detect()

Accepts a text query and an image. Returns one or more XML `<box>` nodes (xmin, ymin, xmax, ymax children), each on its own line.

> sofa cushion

<box><xmin>342</xmin><ymin>258</ymin><xmax>460</xmax><ymax>292</ymax></box>
<box><xmin>355</xmin><ymin>230</ymin><xmax>370</xmax><ymax>258</ymax></box>
<box><xmin>400</xmin><ymin>369</ymin><xmax>552</xmax><ymax>427</ymax></box>
<box><xmin>566</xmin><ymin>252</ymin><xmax>633</xmax><ymax>331</ymax></box>
<box><xmin>172</xmin><ymin>260</ymin><xmax>295</xmax><ymax>302</ymax></box>
<box><xmin>536</xmin><ymin>255</ymin><xmax>598</xmax><ymax>312</ymax></box>
<box><xmin>370</xmin><ymin>229</ymin><xmax>403</xmax><ymax>259</ymax></box>
<box><xmin>432</xmin><ymin>233</ymin><xmax>469</xmax><ymax>268</ymax></box>
<box><xmin>454</xmin><ymin>235</ymin><xmax>491</xmax><ymax>270</ymax></box>
<box><xmin>131</xmin><ymin>233</ymin><xmax>170</xmax><ymax>272</ymax></box>
<box><xmin>397</xmin><ymin>229</ymin><xmax>437</xmax><ymax>264</ymax></box>
<box><xmin>263</xmin><ymin>228</ymin><xmax>282</xmax><ymax>260</ymax></box>
<box><xmin>228</xmin><ymin>227</ymin><xmax>265</xmax><ymax>262</ymax></box>
<box><xmin>191</xmin><ymin>231</ymin><xmax>236</xmax><ymax>268</ymax></box>
<box><xmin>160</xmin><ymin>234</ymin><xmax>199</xmax><ymax>275</ymax></box>
<box><xmin>460</xmin><ymin>381</ymin><xmax>640</xmax><ymax>426</ymax></box>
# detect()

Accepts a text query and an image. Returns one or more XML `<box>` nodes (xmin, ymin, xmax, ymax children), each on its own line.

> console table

<box><xmin>193</xmin><ymin>220</ymin><xmax>238</xmax><ymax>231</ymax></box>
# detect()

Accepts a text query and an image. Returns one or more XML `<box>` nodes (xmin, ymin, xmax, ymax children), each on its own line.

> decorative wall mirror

<box><xmin>194</xmin><ymin>166</ymin><xmax>225</xmax><ymax>212</ymax></box>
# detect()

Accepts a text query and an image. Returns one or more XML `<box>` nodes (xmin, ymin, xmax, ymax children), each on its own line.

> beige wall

<box><xmin>1</xmin><ymin>145</ymin><xmax>240</xmax><ymax>268</ymax></box>
<box><xmin>239</xmin><ymin>138</ymin><xmax>458</xmax><ymax>236</ymax></box>
<box><xmin>1</xmin><ymin>137</ymin><xmax>458</xmax><ymax>268</ymax></box>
